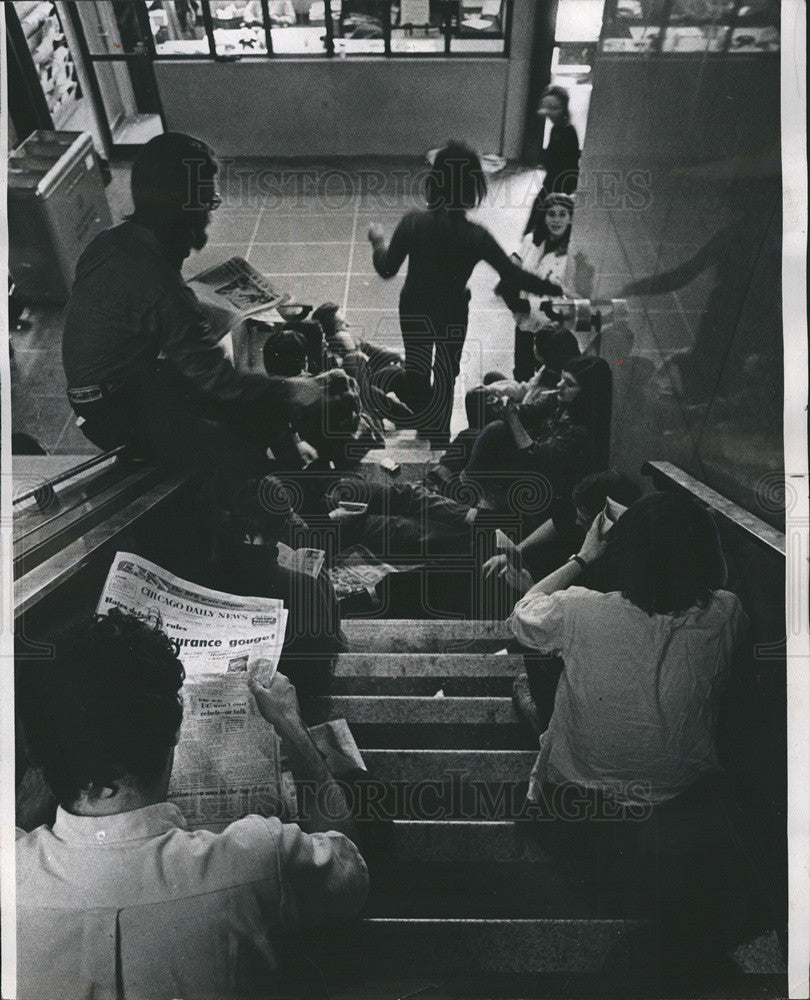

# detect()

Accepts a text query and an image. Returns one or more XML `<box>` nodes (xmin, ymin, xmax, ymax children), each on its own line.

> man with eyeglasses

<box><xmin>62</xmin><ymin>131</ymin><xmax>337</xmax><ymax>473</ymax></box>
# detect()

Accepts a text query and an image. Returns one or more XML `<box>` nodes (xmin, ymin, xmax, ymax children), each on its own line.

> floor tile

<box><xmin>250</xmin><ymin>242</ymin><xmax>352</xmax><ymax>274</ymax></box>
<box><xmin>253</xmin><ymin>212</ymin><xmax>356</xmax><ymax>242</ymax></box>
<box><xmin>12</xmin><ymin>396</ymin><xmax>74</xmax><ymax>453</ymax></box>
<box><xmin>343</xmin><ymin>309</ymin><xmax>403</xmax><ymax>346</ymax></box>
<box><xmin>260</xmin><ymin>275</ymin><xmax>348</xmax><ymax>308</ymax></box>
<box><xmin>346</xmin><ymin>272</ymin><xmax>404</xmax><ymax>310</ymax></box>
<box><xmin>206</xmin><ymin>211</ymin><xmax>262</xmax><ymax>244</ymax></box>
<box><xmin>52</xmin><ymin>418</ymin><xmax>99</xmax><ymax>456</ymax></box>
<box><xmin>11</xmin><ymin>349</ymin><xmax>67</xmax><ymax>393</ymax></box>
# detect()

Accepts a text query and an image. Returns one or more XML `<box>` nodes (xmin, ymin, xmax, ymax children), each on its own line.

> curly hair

<box><xmin>19</xmin><ymin>609</ymin><xmax>185</xmax><ymax>807</ymax></box>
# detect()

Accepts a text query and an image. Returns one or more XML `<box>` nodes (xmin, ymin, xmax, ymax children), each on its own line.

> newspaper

<box><xmin>191</xmin><ymin>256</ymin><xmax>288</xmax><ymax>316</ymax></box>
<box><xmin>309</xmin><ymin>719</ymin><xmax>366</xmax><ymax>775</ymax></box>
<box><xmin>277</xmin><ymin>541</ymin><xmax>325</xmax><ymax>579</ymax></box>
<box><xmin>328</xmin><ymin>544</ymin><xmax>420</xmax><ymax>600</ymax></box>
<box><xmin>97</xmin><ymin>554</ymin><xmax>291</xmax><ymax>829</ymax></box>
<box><xmin>168</xmin><ymin>677</ymin><xmax>287</xmax><ymax>829</ymax></box>
<box><xmin>97</xmin><ymin>552</ymin><xmax>287</xmax><ymax>683</ymax></box>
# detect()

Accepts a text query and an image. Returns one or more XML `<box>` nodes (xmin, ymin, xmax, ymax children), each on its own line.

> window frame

<box><xmin>599</xmin><ymin>0</ymin><xmax>780</xmax><ymax>57</ymax></box>
<box><xmin>134</xmin><ymin>0</ymin><xmax>512</xmax><ymax>60</ymax></box>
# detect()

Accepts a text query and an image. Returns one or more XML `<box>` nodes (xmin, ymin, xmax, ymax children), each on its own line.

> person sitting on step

<box><xmin>213</xmin><ymin>474</ymin><xmax>348</xmax><ymax>712</ymax></box>
<box><xmin>482</xmin><ymin>468</ymin><xmax>641</xmax><ymax>596</ymax></box>
<box><xmin>434</xmin><ymin>322</ymin><xmax>581</xmax><ymax>480</ymax></box>
<box><xmin>15</xmin><ymin>609</ymin><xmax>367</xmax><ymax>1000</ymax></box>
<box><xmin>508</xmin><ymin>490</ymin><xmax>755</xmax><ymax>972</ymax></box>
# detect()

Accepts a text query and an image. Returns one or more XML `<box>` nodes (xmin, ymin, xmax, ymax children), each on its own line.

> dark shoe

<box><xmin>512</xmin><ymin>674</ymin><xmax>542</xmax><ymax>738</ymax></box>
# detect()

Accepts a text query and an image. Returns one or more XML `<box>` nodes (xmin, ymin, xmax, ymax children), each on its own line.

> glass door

<box><xmin>63</xmin><ymin>1</ymin><xmax>165</xmax><ymax>153</ymax></box>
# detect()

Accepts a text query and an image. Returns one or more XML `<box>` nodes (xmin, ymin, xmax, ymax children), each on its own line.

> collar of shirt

<box><xmin>118</xmin><ymin>219</ymin><xmax>178</xmax><ymax>268</ymax></box>
<box><xmin>52</xmin><ymin>802</ymin><xmax>187</xmax><ymax>844</ymax></box>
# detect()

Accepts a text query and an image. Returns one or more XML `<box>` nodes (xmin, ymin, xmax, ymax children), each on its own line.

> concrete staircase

<box><xmin>298</xmin><ymin>446</ymin><xmax>787</xmax><ymax>996</ymax></box>
<box><xmin>299</xmin><ymin>617</ymin><xmax>655</xmax><ymax>998</ymax></box>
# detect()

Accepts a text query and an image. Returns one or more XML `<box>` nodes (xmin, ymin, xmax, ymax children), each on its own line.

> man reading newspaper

<box><xmin>62</xmin><ymin>132</ymin><xmax>352</xmax><ymax>474</ymax></box>
<box><xmin>15</xmin><ymin>608</ymin><xmax>368</xmax><ymax>1000</ymax></box>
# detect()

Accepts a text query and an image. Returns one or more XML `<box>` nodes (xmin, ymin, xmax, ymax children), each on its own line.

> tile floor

<box><xmin>10</xmin><ymin>159</ymin><xmax>544</xmax><ymax>456</ymax></box>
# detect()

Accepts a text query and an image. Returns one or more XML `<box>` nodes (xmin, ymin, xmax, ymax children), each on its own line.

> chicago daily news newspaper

<box><xmin>98</xmin><ymin>552</ymin><xmax>289</xmax><ymax>829</ymax></box>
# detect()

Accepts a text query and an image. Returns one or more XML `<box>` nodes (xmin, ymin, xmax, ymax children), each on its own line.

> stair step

<box><xmin>354</xmin><ymin>749</ymin><xmax>535</xmax><ymax>818</ymax></box>
<box><xmin>343</xmin><ymin>618</ymin><xmax>513</xmax><ymax>652</ymax></box>
<box><xmin>320</xmin><ymin>695</ymin><xmax>515</xmax><ymax>724</ymax></box>
<box><xmin>382</xmin><ymin>819</ymin><xmax>546</xmax><ymax>863</ymax></box>
<box><xmin>331</xmin><ymin>674</ymin><xmax>515</xmax><ymax>696</ymax></box>
<box><xmin>363</xmin><ymin>861</ymin><xmax>607</xmax><ymax>919</ymax></box>
<box><xmin>334</xmin><ymin>652</ymin><xmax>524</xmax><ymax>677</ymax></box>
<box><xmin>332</xmin><ymin>652</ymin><xmax>522</xmax><ymax>695</ymax></box>
<box><xmin>363</xmin><ymin>748</ymin><xmax>537</xmax><ymax>783</ymax></box>
<box><xmin>313</xmin><ymin>695</ymin><xmax>532</xmax><ymax>749</ymax></box>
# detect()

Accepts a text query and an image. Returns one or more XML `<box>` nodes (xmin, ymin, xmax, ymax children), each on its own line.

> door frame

<box><xmin>63</xmin><ymin>1</ymin><xmax>167</xmax><ymax>157</ymax></box>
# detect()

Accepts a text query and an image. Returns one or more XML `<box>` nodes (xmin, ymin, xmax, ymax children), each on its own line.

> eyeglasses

<box><xmin>206</xmin><ymin>192</ymin><xmax>222</xmax><ymax>211</ymax></box>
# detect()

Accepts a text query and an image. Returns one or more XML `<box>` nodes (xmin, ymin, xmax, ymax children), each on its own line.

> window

<box><xmin>148</xmin><ymin>2</ymin><xmax>211</xmax><ymax>55</ymax></box>
<box><xmin>209</xmin><ymin>1</ymin><xmax>268</xmax><ymax>55</ymax></box>
<box><xmin>125</xmin><ymin>0</ymin><xmax>510</xmax><ymax>58</ymax></box>
<box><xmin>600</xmin><ymin>0</ymin><xmax>779</xmax><ymax>54</ymax></box>
<box><xmin>450</xmin><ymin>1</ymin><xmax>508</xmax><ymax>53</ymax></box>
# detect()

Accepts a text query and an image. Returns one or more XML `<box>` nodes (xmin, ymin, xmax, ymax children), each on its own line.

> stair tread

<box><xmin>335</xmin><ymin>652</ymin><xmax>524</xmax><ymax>676</ymax></box>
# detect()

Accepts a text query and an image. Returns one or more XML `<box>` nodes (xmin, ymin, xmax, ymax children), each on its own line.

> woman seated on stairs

<box><xmin>481</xmin><ymin>468</ymin><xmax>641</xmax><ymax>597</ymax></box>
<box><xmin>509</xmin><ymin>491</ymin><xmax>757</xmax><ymax>957</ymax></box>
<box><xmin>433</xmin><ymin>321</ymin><xmax>581</xmax><ymax>479</ymax></box>
<box><xmin>458</xmin><ymin>355</ymin><xmax>613</xmax><ymax>517</ymax></box>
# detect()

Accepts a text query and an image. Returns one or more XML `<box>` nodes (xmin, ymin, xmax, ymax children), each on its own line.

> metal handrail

<box><xmin>13</xmin><ymin>446</ymin><xmax>127</xmax><ymax>506</ymax></box>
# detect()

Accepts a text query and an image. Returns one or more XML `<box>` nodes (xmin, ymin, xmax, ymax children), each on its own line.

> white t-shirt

<box><xmin>509</xmin><ymin>586</ymin><xmax>748</xmax><ymax>805</ymax></box>
<box><xmin>511</xmin><ymin>234</ymin><xmax>570</xmax><ymax>332</ymax></box>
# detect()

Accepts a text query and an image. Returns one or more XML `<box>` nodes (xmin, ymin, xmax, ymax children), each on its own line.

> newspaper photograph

<box><xmin>168</xmin><ymin>677</ymin><xmax>286</xmax><ymax>830</ymax></box>
<box><xmin>328</xmin><ymin>544</ymin><xmax>422</xmax><ymax>600</ymax></box>
<box><xmin>276</xmin><ymin>541</ymin><xmax>325</xmax><ymax>579</ymax></box>
<box><xmin>97</xmin><ymin>552</ymin><xmax>287</xmax><ymax>681</ymax></box>
<box><xmin>190</xmin><ymin>256</ymin><xmax>288</xmax><ymax>316</ymax></box>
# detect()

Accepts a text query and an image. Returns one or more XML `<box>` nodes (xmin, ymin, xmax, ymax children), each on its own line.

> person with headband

<box><xmin>498</xmin><ymin>193</ymin><xmax>575</xmax><ymax>382</ymax></box>
<box><xmin>523</xmin><ymin>85</ymin><xmax>581</xmax><ymax>243</ymax></box>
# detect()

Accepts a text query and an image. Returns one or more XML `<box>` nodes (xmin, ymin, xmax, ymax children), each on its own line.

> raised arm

<box><xmin>250</xmin><ymin>673</ymin><xmax>359</xmax><ymax>847</ymax></box>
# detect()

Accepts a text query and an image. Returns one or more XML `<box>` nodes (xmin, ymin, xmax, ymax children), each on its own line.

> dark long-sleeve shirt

<box><xmin>62</xmin><ymin>222</ymin><xmax>288</xmax><ymax>405</ymax></box>
<box><xmin>372</xmin><ymin>209</ymin><xmax>561</xmax><ymax>314</ymax></box>
<box><xmin>539</xmin><ymin>122</ymin><xmax>580</xmax><ymax>196</ymax></box>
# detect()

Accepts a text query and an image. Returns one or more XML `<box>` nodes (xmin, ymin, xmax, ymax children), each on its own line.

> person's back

<box><xmin>393</xmin><ymin>208</ymin><xmax>494</xmax><ymax>307</ymax></box>
<box><xmin>17</xmin><ymin>807</ymin><xmax>363</xmax><ymax>1000</ymax></box>
<box><xmin>514</xmin><ymin>585</ymin><xmax>745</xmax><ymax>803</ymax></box>
<box><xmin>16</xmin><ymin>609</ymin><xmax>367</xmax><ymax>1000</ymax></box>
<box><xmin>62</xmin><ymin>221</ymin><xmax>178</xmax><ymax>390</ymax></box>
<box><xmin>510</xmin><ymin>491</ymin><xmax>748</xmax><ymax>805</ymax></box>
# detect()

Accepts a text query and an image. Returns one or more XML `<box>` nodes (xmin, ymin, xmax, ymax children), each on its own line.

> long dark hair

<box><xmin>426</xmin><ymin>141</ymin><xmax>488</xmax><ymax>213</ymax></box>
<box><xmin>608</xmin><ymin>492</ymin><xmax>728</xmax><ymax>615</ymax></box>
<box><xmin>541</xmin><ymin>84</ymin><xmax>571</xmax><ymax>124</ymax></box>
<box><xmin>561</xmin><ymin>355</ymin><xmax>612</xmax><ymax>469</ymax></box>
